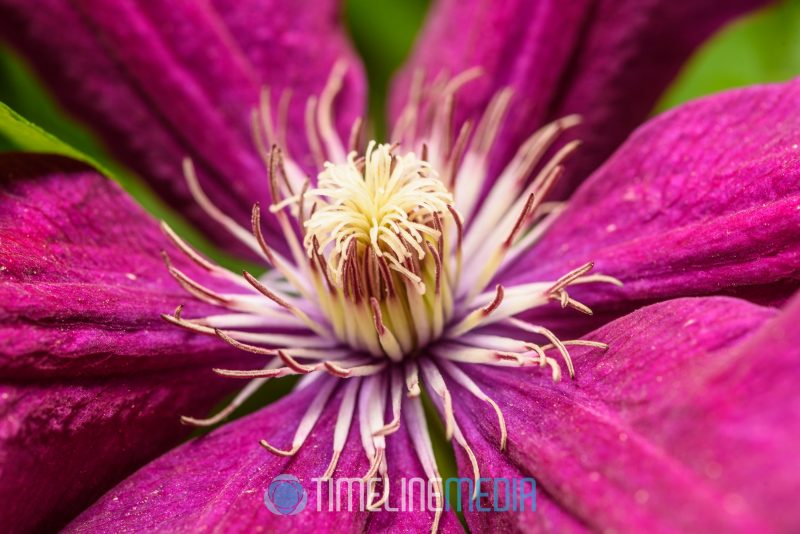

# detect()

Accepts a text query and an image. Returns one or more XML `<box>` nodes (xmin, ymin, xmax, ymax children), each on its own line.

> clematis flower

<box><xmin>1</xmin><ymin>1</ymin><xmax>799</xmax><ymax>533</ymax></box>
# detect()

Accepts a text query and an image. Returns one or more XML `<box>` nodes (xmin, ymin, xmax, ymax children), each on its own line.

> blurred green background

<box><xmin>0</xmin><ymin>0</ymin><xmax>798</xmax><ymax>520</ymax></box>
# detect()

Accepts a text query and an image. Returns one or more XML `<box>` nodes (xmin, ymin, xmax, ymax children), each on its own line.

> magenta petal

<box><xmin>390</xmin><ymin>0</ymin><xmax>767</xmax><ymax>194</ymax></box>
<box><xmin>0</xmin><ymin>369</ymin><xmax>235</xmax><ymax>533</ymax></box>
<box><xmin>0</xmin><ymin>0</ymin><xmax>365</xmax><ymax>256</ymax></box>
<box><xmin>426</xmin><ymin>372</ymin><xmax>587</xmax><ymax>533</ymax></box>
<box><xmin>67</xmin><ymin>378</ymin><xmax>460</xmax><ymax>533</ymax></box>
<box><xmin>0</xmin><ymin>154</ymin><xmax>246</xmax><ymax>531</ymax></box>
<box><xmin>447</xmin><ymin>401</ymin><xmax>589</xmax><ymax>534</ymax></box>
<box><xmin>368</xmin><ymin>399</ymin><xmax>462</xmax><ymax>533</ymax></box>
<box><xmin>0</xmin><ymin>153</ymin><xmax>242</xmax><ymax>376</ymax></box>
<box><xmin>503</xmin><ymin>80</ymin><xmax>800</xmax><ymax>333</ymax></box>
<box><xmin>448</xmin><ymin>296</ymin><xmax>800</xmax><ymax>532</ymax></box>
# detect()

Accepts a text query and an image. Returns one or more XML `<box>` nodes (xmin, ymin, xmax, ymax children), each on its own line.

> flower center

<box><xmin>162</xmin><ymin>66</ymin><xmax>625</xmax><ymax>533</ymax></box>
<box><xmin>301</xmin><ymin>142</ymin><xmax>458</xmax><ymax>360</ymax></box>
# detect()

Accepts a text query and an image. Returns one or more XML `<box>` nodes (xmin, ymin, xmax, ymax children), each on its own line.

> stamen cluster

<box><xmin>161</xmin><ymin>63</ymin><xmax>623</xmax><ymax>532</ymax></box>
<box><xmin>301</xmin><ymin>141</ymin><xmax>458</xmax><ymax>359</ymax></box>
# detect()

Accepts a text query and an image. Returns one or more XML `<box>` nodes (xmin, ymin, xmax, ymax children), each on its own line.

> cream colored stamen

<box><xmin>162</xmin><ymin>65</ymin><xmax>630</xmax><ymax>534</ymax></box>
<box><xmin>298</xmin><ymin>142</ymin><xmax>460</xmax><ymax>358</ymax></box>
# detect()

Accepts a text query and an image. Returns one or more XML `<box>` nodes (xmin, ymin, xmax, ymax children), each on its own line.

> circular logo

<box><xmin>264</xmin><ymin>474</ymin><xmax>307</xmax><ymax>515</ymax></box>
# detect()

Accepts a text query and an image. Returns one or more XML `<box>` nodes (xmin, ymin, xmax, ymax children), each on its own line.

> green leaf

<box><xmin>0</xmin><ymin>99</ymin><xmax>105</xmax><ymax>171</ymax></box>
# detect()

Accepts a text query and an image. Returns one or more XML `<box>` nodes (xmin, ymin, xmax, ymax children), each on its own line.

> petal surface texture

<box><xmin>0</xmin><ymin>154</ymin><xmax>246</xmax><ymax>531</ymax></box>
<box><xmin>391</xmin><ymin>0</ymin><xmax>769</xmax><ymax>194</ymax></box>
<box><xmin>66</xmin><ymin>378</ymin><xmax>462</xmax><ymax>533</ymax></box>
<box><xmin>449</xmin><ymin>296</ymin><xmax>799</xmax><ymax>533</ymax></box>
<box><xmin>0</xmin><ymin>0</ymin><xmax>366</xmax><ymax>255</ymax></box>
<box><xmin>503</xmin><ymin>80</ymin><xmax>800</xmax><ymax>335</ymax></box>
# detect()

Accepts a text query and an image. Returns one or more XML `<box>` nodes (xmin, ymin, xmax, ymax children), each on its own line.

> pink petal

<box><xmin>390</xmin><ymin>0</ymin><xmax>767</xmax><ymax>195</ymax></box>
<box><xmin>0</xmin><ymin>154</ymin><xmax>247</xmax><ymax>531</ymax></box>
<box><xmin>0</xmin><ymin>153</ymin><xmax>243</xmax><ymax>375</ymax></box>
<box><xmin>503</xmin><ymin>80</ymin><xmax>800</xmax><ymax>335</ymax></box>
<box><xmin>448</xmin><ymin>296</ymin><xmax>799</xmax><ymax>532</ymax></box>
<box><xmin>67</xmin><ymin>378</ymin><xmax>461</xmax><ymax>532</ymax></box>
<box><xmin>0</xmin><ymin>370</ymin><xmax>235</xmax><ymax>533</ymax></box>
<box><xmin>0</xmin><ymin>0</ymin><xmax>365</xmax><ymax>256</ymax></box>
